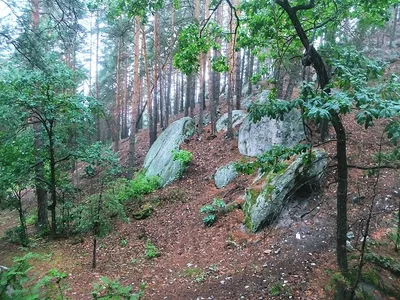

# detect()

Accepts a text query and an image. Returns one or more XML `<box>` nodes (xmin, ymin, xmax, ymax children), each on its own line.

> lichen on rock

<box><xmin>243</xmin><ymin>149</ymin><xmax>327</xmax><ymax>232</ymax></box>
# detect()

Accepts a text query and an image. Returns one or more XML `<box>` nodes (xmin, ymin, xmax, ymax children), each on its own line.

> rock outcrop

<box><xmin>243</xmin><ymin>149</ymin><xmax>327</xmax><ymax>232</ymax></box>
<box><xmin>216</xmin><ymin>110</ymin><xmax>247</xmax><ymax>133</ymax></box>
<box><xmin>143</xmin><ymin>117</ymin><xmax>195</xmax><ymax>187</ymax></box>
<box><xmin>214</xmin><ymin>162</ymin><xmax>238</xmax><ymax>188</ymax></box>
<box><xmin>238</xmin><ymin>92</ymin><xmax>305</xmax><ymax>157</ymax></box>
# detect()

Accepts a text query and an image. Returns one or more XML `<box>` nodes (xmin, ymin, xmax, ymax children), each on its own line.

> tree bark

<box><xmin>247</xmin><ymin>53</ymin><xmax>254</xmax><ymax>95</ymax></box>
<box><xmin>31</xmin><ymin>0</ymin><xmax>49</xmax><ymax>233</ymax></box>
<box><xmin>275</xmin><ymin>0</ymin><xmax>349</xmax><ymax>279</ymax></box>
<box><xmin>208</xmin><ymin>48</ymin><xmax>216</xmax><ymax>135</ymax></box>
<box><xmin>174</xmin><ymin>72</ymin><xmax>179</xmax><ymax>115</ymax></box>
<box><xmin>127</xmin><ymin>17</ymin><xmax>141</xmax><ymax>179</ymax></box>
<box><xmin>390</xmin><ymin>5</ymin><xmax>398</xmax><ymax>48</ymax></box>
<box><xmin>142</xmin><ymin>25</ymin><xmax>154</xmax><ymax>146</ymax></box>
<box><xmin>160</xmin><ymin>74</ymin><xmax>165</xmax><ymax>130</ymax></box>
<box><xmin>113</xmin><ymin>38</ymin><xmax>122</xmax><ymax>153</ymax></box>
<box><xmin>151</xmin><ymin>13</ymin><xmax>159</xmax><ymax>144</ymax></box>
<box><xmin>185</xmin><ymin>74</ymin><xmax>191</xmax><ymax>117</ymax></box>
<box><xmin>180</xmin><ymin>74</ymin><xmax>184</xmax><ymax>113</ymax></box>
<box><xmin>121</xmin><ymin>46</ymin><xmax>129</xmax><ymax>139</ymax></box>
<box><xmin>95</xmin><ymin>10</ymin><xmax>101</xmax><ymax>141</ymax></box>
<box><xmin>46</xmin><ymin>121</ymin><xmax>58</xmax><ymax>238</ymax></box>
<box><xmin>235</xmin><ymin>49</ymin><xmax>242</xmax><ymax>109</ymax></box>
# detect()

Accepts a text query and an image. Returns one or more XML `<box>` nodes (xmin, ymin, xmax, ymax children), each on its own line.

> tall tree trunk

<box><xmin>142</xmin><ymin>26</ymin><xmax>154</xmax><ymax>146</ymax></box>
<box><xmin>226</xmin><ymin>0</ymin><xmax>238</xmax><ymax>139</ymax></box>
<box><xmin>160</xmin><ymin>74</ymin><xmax>165</xmax><ymax>130</ymax></box>
<box><xmin>127</xmin><ymin>17</ymin><xmax>141</xmax><ymax>179</ymax></box>
<box><xmin>137</xmin><ymin>74</ymin><xmax>144</xmax><ymax>130</ymax></box>
<box><xmin>33</xmin><ymin>122</ymin><xmax>48</xmax><ymax>232</ymax></box>
<box><xmin>174</xmin><ymin>72</ymin><xmax>179</xmax><ymax>115</ymax></box>
<box><xmin>151</xmin><ymin>13</ymin><xmax>159</xmax><ymax>144</ymax></box>
<box><xmin>213</xmin><ymin>5</ymin><xmax>223</xmax><ymax>110</ymax></box>
<box><xmin>46</xmin><ymin>122</ymin><xmax>57</xmax><ymax>238</ymax></box>
<box><xmin>95</xmin><ymin>10</ymin><xmax>101</xmax><ymax>141</ymax></box>
<box><xmin>185</xmin><ymin>74</ymin><xmax>191</xmax><ymax>117</ymax></box>
<box><xmin>196</xmin><ymin>0</ymin><xmax>205</xmax><ymax>135</ymax></box>
<box><xmin>390</xmin><ymin>5</ymin><xmax>398</xmax><ymax>48</ymax></box>
<box><xmin>274</xmin><ymin>66</ymin><xmax>284</xmax><ymax>99</ymax></box>
<box><xmin>166</xmin><ymin>66</ymin><xmax>171</xmax><ymax>127</ymax></box>
<box><xmin>234</xmin><ymin>0</ymin><xmax>242</xmax><ymax>110</ymax></box>
<box><xmin>180</xmin><ymin>74</ymin><xmax>185</xmax><ymax>113</ymax></box>
<box><xmin>121</xmin><ymin>49</ymin><xmax>129</xmax><ymax>139</ymax></box>
<box><xmin>88</xmin><ymin>11</ymin><xmax>93</xmax><ymax>96</ymax></box>
<box><xmin>235</xmin><ymin>49</ymin><xmax>242</xmax><ymax>109</ymax></box>
<box><xmin>31</xmin><ymin>0</ymin><xmax>48</xmax><ymax>233</ymax></box>
<box><xmin>247</xmin><ymin>53</ymin><xmax>254</xmax><ymax>95</ymax></box>
<box><xmin>208</xmin><ymin>50</ymin><xmax>216</xmax><ymax>135</ymax></box>
<box><xmin>113</xmin><ymin>38</ymin><xmax>122</xmax><ymax>153</ymax></box>
<box><xmin>276</xmin><ymin>0</ymin><xmax>349</xmax><ymax>282</ymax></box>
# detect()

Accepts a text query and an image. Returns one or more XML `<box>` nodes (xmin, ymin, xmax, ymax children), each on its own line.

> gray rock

<box><xmin>238</xmin><ymin>92</ymin><xmax>305</xmax><ymax>157</ymax></box>
<box><xmin>214</xmin><ymin>162</ymin><xmax>239</xmax><ymax>188</ymax></box>
<box><xmin>216</xmin><ymin>110</ymin><xmax>247</xmax><ymax>133</ymax></box>
<box><xmin>347</xmin><ymin>231</ymin><xmax>355</xmax><ymax>240</ymax></box>
<box><xmin>346</xmin><ymin>240</ymin><xmax>354</xmax><ymax>251</ymax></box>
<box><xmin>243</xmin><ymin>149</ymin><xmax>327</xmax><ymax>232</ymax></box>
<box><xmin>143</xmin><ymin>117</ymin><xmax>195</xmax><ymax>187</ymax></box>
<box><xmin>0</xmin><ymin>266</ymin><xmax>14</xmax><ymax>297</ymax></box>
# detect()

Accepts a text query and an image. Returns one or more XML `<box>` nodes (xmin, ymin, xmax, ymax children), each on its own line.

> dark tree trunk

<box><xmin>46</xmin><ymin>122</ymin><xmax>58</xmax><ymax>238</ymax></box>
<box><xmin>128</xmin><ymin>18</ymin><xmax>140</xmax><ymax>179</ymax></box>
<box><xmin>32</xmin><ymin>0</ymin><xmax>49</xmax><ymax>234</ymax></box>
<box><xmin>190</xmin><ymin>73</ymin><xmax>196</xmax><ymax>117</ymax></box>
<box><xmin>276</xmin><ymin>0</ymin><xmax>349</xmax><ymax>280</ymax></box>
<box><xmin>166</xmin><ymin>65</ymin><xmax>172</xmax><ymax>127</ymax></box>
<box><xmin>92</xmin><ymin>236</ymin><xmax>97</xmax><ymax>269</ymax></box>
<box><xmin>209</xmin><ymin>52</ymin><xmax>217</xmax><ymax>136</ymax></box>
<box><xmin>274</xmin><ymin>66</ymin><xmax>284</xmax><ymax>99</ymax></box>
<box><xmin>174</xmin><ymin>72</ymin><xmax>179</xmax><ymax>115</ymax></box>
<box><xmin>180</xmin><ymin>74</ymin><xmax>184</xmax><ymax>113</ymax></box>
<box><xmin>113</xmin><ymin>38</ymin><xmax>121</xmax><ymax>153</ymax></box>
<box><xmin>390</xmin><ymin>5</ymin><xmax>398</xmax><ymax>48</ymax></box>
<box><xmin>247</xmin><ymin>53</ymin><xmax>254</xmax><ymax>95</ymax></box>
<box><xmin>235</xmin><ymin>49</ymin><xmax>242</xmax><ymax>109</ymax></box>
<box><xmin>16</xmin><ymin>191</ymin><xmax>28</xmax><ymax>246</ymax></box>
<box><xmin>185</xmin><ymin>74</ymin><xmax>191</xmax><ymax>117</ymax></box>
<box><xmin>160</xmin><ymin>75</ymin><xmax>164</xmax><ymax>130</ymax></box>
<box><xmin>33</xmin><ymin>122</ymin><xmax>49</xmax><ymax>232</ymax></box>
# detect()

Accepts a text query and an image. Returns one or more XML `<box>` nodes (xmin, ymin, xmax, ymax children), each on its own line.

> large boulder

<box><xmin>238</xmin><ymin>92</ymin><xmax>305</xmax><ymax>157</ymax></box>
<box><xmin>243</xmin><ymin>149</ymin><xmax>327</xmax><ymax>232</ymax></box>
<box><xmin>143</xmin><ymin>117</ymin><xmax>195</xmax><ymax>187</ymax></box>
<box><xmin>214</xmin><ymin>162</ymin><xmax>238</xmax><ymax>188</ymax></box>
<box><xmin>216</xmin><ymin>110</ymin><xmax>247</xmax><ymax>133</ymax></box>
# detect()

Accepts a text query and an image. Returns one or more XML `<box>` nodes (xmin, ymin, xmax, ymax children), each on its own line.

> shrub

<box><xmin>4</xmin><ymin>226</ymin><xmax>29</xmax><ymax>246</ymax></box>
<box><xmin>113</xmin><ymin>174</ymin><xmax>160</xmax><ymax>203</ymax></box>
<box><xmin>144</xmin><ymin>241</ymin><xmax>160</xmax><ymax>259</ymax></box>
<box><xmin>172</xmin><ymin>149</ymin><xmax>193</xmax><ymax>178</ymax></box>
<box><xmin>200</xmin><ymin>198</ymin><xmax>227</xmax><ymax>227</ymax></box>
<box><xmin>91</xmin><ymin>276</ymin><xmax>144</xmax><ymax>300</ymax></box>
<box><xmin>25</xmin><ymin>211</ymin><xmax>38</xmax><ymax>226</ymax></box>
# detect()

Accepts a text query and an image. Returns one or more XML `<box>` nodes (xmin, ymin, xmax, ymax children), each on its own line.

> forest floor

<box><xmin>1</xmin><ymin>95</ymin><xmax>400</xmax><ymax>299</ymax></box>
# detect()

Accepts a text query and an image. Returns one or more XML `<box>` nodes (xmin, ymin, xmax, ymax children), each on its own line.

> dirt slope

<box><xmin>0</xmin><ymin>104</ymin><xmax>399</xmax><ymax>299</ymax></box>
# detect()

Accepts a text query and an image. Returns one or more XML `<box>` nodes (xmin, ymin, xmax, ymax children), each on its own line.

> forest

<box><xmin>0</xmin><ymin>0</ymin><xmax>400</xmax><ymax>299</ymax></box>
